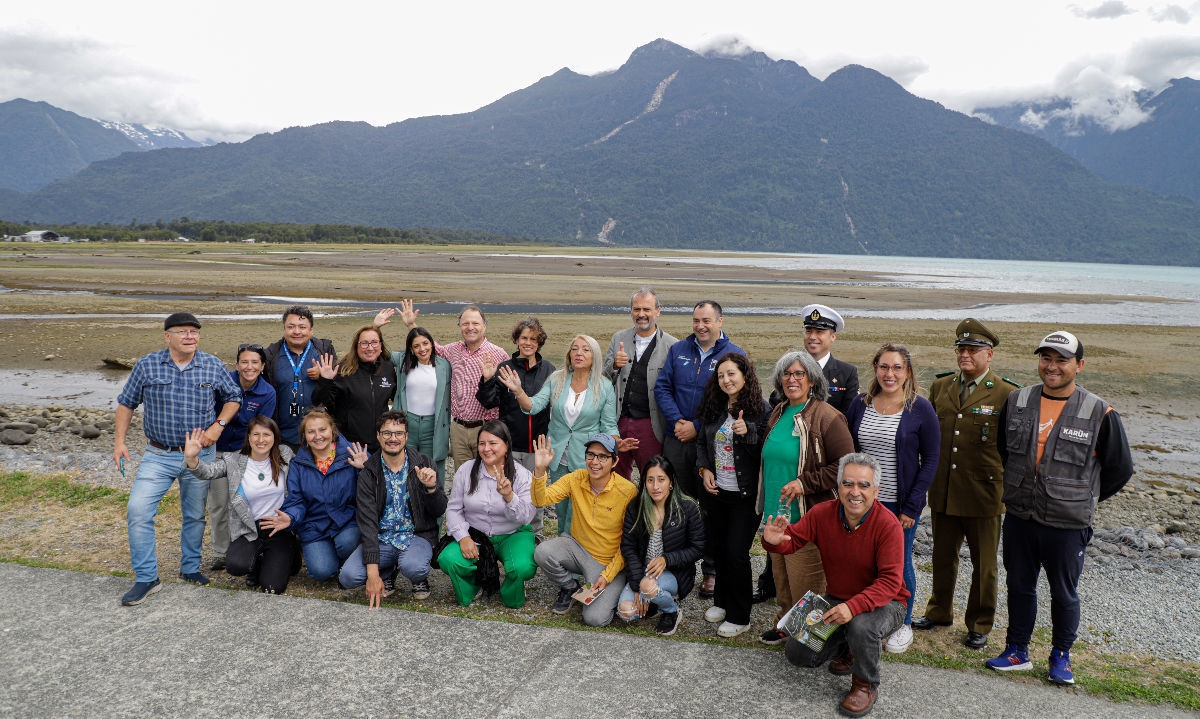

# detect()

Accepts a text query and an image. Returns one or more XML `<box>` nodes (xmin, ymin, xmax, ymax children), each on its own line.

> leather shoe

<box><xmin>911</xmin><ymin>616</ymin><xmax>951</xmax><ymax>631</ymax></box>
<box><xmin>828</xmin><ymin>651</ymin><xmax>854</xmax><ymax>676</ymax></box>
<box><xmin>964</xmin><ymin>631</ymin><xmax>989</xmax><ymax>649</ymax></box>
<box><xmin>839</xmin><ymin>674</ymin><xmax>877</xmax><ymax>717</ymax></box>
<box><xmin>698</xmin><ymin>573</ymin><xmax>716</xmax><ymax>598</ymax></box>
<box><xmin>750</xmin><ymin>586</ymin><xmax>775</xmax><ymax>604</ymax></box>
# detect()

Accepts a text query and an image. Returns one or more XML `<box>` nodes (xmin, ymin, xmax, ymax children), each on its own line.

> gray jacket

<box><xmin>603</xmin><ymin>326</ymin><xmax>678</xmax><ymax>443</ymax></box>
<box><xmin>191</xmin><ymin>446</ymin><xmax>295</xmax><ymax>543</ymax></box>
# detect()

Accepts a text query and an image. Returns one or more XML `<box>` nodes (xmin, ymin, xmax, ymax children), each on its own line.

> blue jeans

<box><xmin>883</xmin><ymin>501</ymin><xmax>918</xmax><ymax>624</ymax></box>
<box><xmin>300</xmin><ymin>524</ymin><xmax>361</xmax><ymax>581</ymax></box>
<box><xmin>338</xmin><ymin>536</ymin><xmax>433</xmax><ymax>589</ymax></box>
<box><xmin>127</xmin><ymin>445</ymin><xmax>213</xmax><ymax>582</ymax></box>
<box><xmin>618</xmin><ymin>569</ymin><xmax>680</xmax><ymax>619</ymax></box>
<box><xmin>548</xmin><ymin>463</ymin><xmax>573</xmax><ymax>537</ymax></box>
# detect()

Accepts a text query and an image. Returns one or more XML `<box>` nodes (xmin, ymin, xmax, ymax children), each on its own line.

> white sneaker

<box><xmin>885</xmin><ymin>623</ymin><xmax>913</xmax><ymax>653</ymax></box>
<box><xmin>704</xmin><ymin>606</ymin><xmax>727</xmax><ymax>623</ymax></box>
<box><xmin>717</xmin><ymin>621</ymin><xmax>750</xmax><ymax>638</ymax></box>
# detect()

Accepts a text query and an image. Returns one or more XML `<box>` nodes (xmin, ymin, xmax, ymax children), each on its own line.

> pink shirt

<box><xmin>436</xmin><ymin>339</ymin><xmax>509</xmax><ymax>421</ymax></box>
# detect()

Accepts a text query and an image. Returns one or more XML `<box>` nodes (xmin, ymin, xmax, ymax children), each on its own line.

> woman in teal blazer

<box><xmin>498</xmin><ymin>334</ymin><xmax>634</xmax><ymax>536</ymax></box>
<box><xmin>391</xmin><ymin>327</ymin><xmax>452</xmax><ymax>486</ymax></box>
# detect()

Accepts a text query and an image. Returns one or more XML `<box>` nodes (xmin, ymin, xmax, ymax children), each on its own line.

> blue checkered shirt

<box><xmin>117</xmin><ymin>348</ymin><xmax>242</xmax><ymax>448</ymax></box>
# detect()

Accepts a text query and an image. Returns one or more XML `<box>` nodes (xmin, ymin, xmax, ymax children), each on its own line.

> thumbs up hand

<box><xmin>613</xmin><ymin>341</ymin><xmax>629</xmax><ymax>369</ymax></box>
<box><xmin>731</xmin><ymin>409</ymin><xmax>748</xmax><ymax>436</ymax></box>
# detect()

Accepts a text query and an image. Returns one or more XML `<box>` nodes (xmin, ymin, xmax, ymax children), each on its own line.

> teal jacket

<box><xmin>390</xmin><ymin>351</ymin><xmax>451</xmax><ymax>463</ymax></box>
<box><xmin>525</xmin><ymin>374</ymin><xmax>618</xmax><ymax>472</ymax></box>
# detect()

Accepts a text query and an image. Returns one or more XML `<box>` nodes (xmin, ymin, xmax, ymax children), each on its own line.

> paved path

<box><xmin>0</xmin><ymin>564</ymin><xmax>1184</xmax><ymax>718</ymax></box>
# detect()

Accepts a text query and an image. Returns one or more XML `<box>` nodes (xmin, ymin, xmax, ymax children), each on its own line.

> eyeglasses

<box><xmin>585</xmin><ymin>451</ymin><xmax>613</xmax><ymax>462</ymax></box>
<box><xmin>359</xmin><ymin>340</ymin><xmax>382</xmax><ymax>348</ymax></box>
<box><xmin>238</xmin><ymin>343</ymin><xmax>264</xmax><ymax>353</ymax></box>
<box><xmin>839</xmin><ymin>479</ymin><xmax>874</xmax><ymax>489</ymax></box>
<box><xmin>379</xmin><ymin>430</ymin><xmax>407</xmax><ymax>439</ymax></box>
<box><xmin>875</xmin><ymin>364</ymin><xmax>906</xmax><ymax>375</ymax></box>
<box><xmin>955</xmin><ymin>346</ymin><xmax>986</xmax><ymax>354</ymax></box>
<box><xmin>781</xmin><ymin>370</ymin><xmax>807</xmax><ymax>380</ymax></box>
<box><xmin>167</xmin><ymin>329</ymin><xmax>200</xmax><ymax>337</ymax></box>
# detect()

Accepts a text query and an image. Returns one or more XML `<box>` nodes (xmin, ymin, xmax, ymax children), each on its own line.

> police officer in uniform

<box><xmin>913</xmin><ymin>318</ymin><xmax>1017</xmax><ymax>649</ymax></box>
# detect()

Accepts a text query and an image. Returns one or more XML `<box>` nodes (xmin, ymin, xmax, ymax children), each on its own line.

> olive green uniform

<box><xmin>924</xmin><ymin>368</ymin><xmax>1019</xmax><ymax>634</ymax></box>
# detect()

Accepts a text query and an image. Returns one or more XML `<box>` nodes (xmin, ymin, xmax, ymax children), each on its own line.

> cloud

<box><xmin>1071</xmin><ymin>1</ymin><xmax>1136</xmax><ymax>19</ymax></box>
<box><xmin>1150</xmin><ymin>4</ymin><xmax>1192</xmax><ymax>22</ymax></box>
<box><xmin>696</xmin><ymin>35</ymin><xmax>757</xmax><ymax>58</ymax></box>
<box><xmin>806</xmin><ymin>53</ymin><xmax>930</xmax><ymax>86</ymax></box>
<box><xmin>0</xmin><ymin>30</ymin><xmax>265</xmax><ymax>142</ymax></box>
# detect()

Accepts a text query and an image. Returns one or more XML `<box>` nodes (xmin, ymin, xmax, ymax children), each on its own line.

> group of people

<box><xmin>112</xmin><ymin>289</ymin><xmax>1132</xmax><ymax>718</ymax></box>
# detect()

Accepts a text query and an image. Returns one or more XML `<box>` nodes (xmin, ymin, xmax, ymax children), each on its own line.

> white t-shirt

<box><xmin>563</xmin><ymin>387</ymin><xmax>587</xmax><ymax>427</ymax></box>
<box><xmin>241</xmin><ymin>457</ymin><xmax>287</xmax><ymax>520</ymax></box>
<box><xmin>713</xmin><ymin>413</ymin><xmax>740</xmax><ymax>492</ymax></box>
<box><xmin>633</xmin><ymin>332</ymin><xmax>654</xmax><ymax>361</ymax></box>
<box><xmin>405</xmin><ymin>362</ymin><xmax>438</xmax><ymax>416</ymax></box>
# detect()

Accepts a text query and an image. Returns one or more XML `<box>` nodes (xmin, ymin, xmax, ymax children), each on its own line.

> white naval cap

<box><xmin>800</xmin><ymin>304</ymin><xmax>844</xmax><ymax>333</ymax></box>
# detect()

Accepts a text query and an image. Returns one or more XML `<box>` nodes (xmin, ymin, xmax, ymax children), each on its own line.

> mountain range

<box><xmin>0</xmin><ymin>99</ymin><xmax>207</xmax><ymax>192</ymax></box>
<box><xmin>977</xmin><ymin>77</ymin><xmax>1200</xmax><ymax>202</ymax></box>
<box><xmin>2</xmin><ymin>40</ymin><xmax>1198</xmax><ymax>265</ymax></box>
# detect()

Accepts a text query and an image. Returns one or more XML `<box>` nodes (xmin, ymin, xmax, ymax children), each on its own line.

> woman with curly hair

<box><xmin>695</xmin><ymin>352</ymin><xmax>772</xmax><ymax>638</ymax></box>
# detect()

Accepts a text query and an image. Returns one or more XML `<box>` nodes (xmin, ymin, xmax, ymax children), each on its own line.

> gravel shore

<box><xmin>3</xmin><ymin>401</ymin><xmax>1200</xmax><ymax>661</ymax></box>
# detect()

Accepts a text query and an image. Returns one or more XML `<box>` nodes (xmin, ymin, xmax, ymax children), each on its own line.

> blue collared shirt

<box><xmin>379</xmin><ymin>457</ymin><xmax>415</xmax><ymax>551</ymax></box>
<box><xmin>118</xmin><ymin>348</ymin><xmax>242</xmax><ymax>447</ymax></box>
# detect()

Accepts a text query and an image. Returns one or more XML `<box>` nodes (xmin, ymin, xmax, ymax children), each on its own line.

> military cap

<box><xmin>954</xmin><ymin>317</ymin><xmax>998</xmax><ymax>348</ymax></box>
<box><xmin>801</xmin><ymin>304</ymin><xmax>844</xmax><ymax>332</ymax></box>
<box><xmin>164</xmin><ymin>311</ymin><xmax>201</xmax><ymax>330</ymax></box>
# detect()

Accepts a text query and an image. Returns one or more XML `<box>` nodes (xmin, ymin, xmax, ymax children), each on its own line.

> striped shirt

<box><xmin>856</xmin><ymin>404</ymin><xmax>902</xmax><ymax>503</ymax></box>
<box><xmin>117</xmin><ymin>348</ymin><xmax>242</xmax><ymax>448</ymax></box>
<box><xmin>434</xmin><ymin>339</ymin><xmax>509</xmax><ymax>421</ymax></box>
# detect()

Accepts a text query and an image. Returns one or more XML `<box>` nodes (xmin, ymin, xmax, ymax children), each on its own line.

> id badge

<box><xmin>289</xmin><ymin>402</ymin><xmax>300</xmax><ymax>417</ymax></box>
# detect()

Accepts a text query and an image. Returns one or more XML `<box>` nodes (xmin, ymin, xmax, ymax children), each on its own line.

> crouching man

<box><xmin>762</xmin><ymin>453</ymin><xmax>907</xmax><ymax>718</ymax></box>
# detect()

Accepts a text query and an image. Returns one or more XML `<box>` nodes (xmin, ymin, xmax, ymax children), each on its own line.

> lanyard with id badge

<box><xmin>286</xmin><ymin>341</ymin><xmax>313</xmax><ymax>417</ymax></box>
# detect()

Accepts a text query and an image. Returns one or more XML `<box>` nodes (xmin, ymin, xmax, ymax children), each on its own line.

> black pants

<box><xmin>702</xmin><ymin>488</ymin><xmax>762</xmax><ymax>625</ymax></box>
<box><xmin>663</xmin><ymin>435</ymin><xmax>714</xmax><ymax>576</ymax></box>
<box><xmin>1002</xmin><ymin>514</ymin><xmax>1092</xmax><ymax>652</ymax></box>
<box><xmin>786</xmin><ymin>598</ymin><xmax>906</xmax><ymax>689</ymax></box>
<box><xmin>227</xmin><ymin>526</ymin><xmax>299</xmax><ymax>594</ymax></box>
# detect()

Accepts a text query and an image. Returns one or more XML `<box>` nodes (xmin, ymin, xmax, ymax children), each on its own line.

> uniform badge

<box><xmin>984</xmin><ymin>380</ymin><xmax>994</xmax><ymax>388</ymax></box>
<box><xmin>979</xmin><ymin>405</ymin><xmax>994</xmax><ymax>415</ymax></box>
<box><xmin>811</xmin><ymin>309</ymin><xmax>821</xmax><ymax>322</ymax></box>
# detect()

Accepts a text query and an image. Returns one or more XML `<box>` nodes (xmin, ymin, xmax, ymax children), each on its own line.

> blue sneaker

<box><xmin>120</xmin><ymin>579</ymin><xmax>161</xmax><ymax>606</ymax></box>
<box><xmin>1048</xmin><ymin>649</ymin><xmax>1075</xmax><ymax>685</ymax></box>
<box><xmin>985</xmin><ymin>644</ymin><xmax>1032</xmax><ymax>671</ymax></box>
<box><xmin>178</xmin><ymin>572</ymin><xmax>211</xmax><ymax>586</ymax></box>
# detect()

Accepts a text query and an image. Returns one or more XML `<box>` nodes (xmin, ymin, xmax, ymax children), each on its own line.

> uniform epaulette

<box><xmin>1001</xmin><ymin>376</ymin><xmax>1021</xmax><ymax>388</ymax></box>
<box><xmin>935</xmin><ymin>371</ymin><xmax>954</xmax><ymax>379</ymax></box>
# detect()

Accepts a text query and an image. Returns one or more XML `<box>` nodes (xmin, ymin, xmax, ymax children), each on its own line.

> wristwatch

<box><xmin>216</xmin><ymin>419</ymin><xmax>227</xmax><ymax>427</ymax></box>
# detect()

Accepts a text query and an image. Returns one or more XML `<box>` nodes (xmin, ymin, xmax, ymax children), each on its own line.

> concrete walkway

<box><xmin>0</xmin><ymin>564</ymin><xmax>1184</xmax><ymax>718</ymax></box>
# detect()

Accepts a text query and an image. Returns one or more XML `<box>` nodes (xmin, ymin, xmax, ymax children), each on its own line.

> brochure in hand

<box><xmin>778</xmin><ymin>590</ymin><xmax>841</xmax><ymax>652</ymax></box>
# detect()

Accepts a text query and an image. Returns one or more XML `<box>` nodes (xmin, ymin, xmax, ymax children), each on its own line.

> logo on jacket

<box><xmin>1060</xmin><ymin>427</ymin><xmax>1092</xmax><ymax>442</ymax></box>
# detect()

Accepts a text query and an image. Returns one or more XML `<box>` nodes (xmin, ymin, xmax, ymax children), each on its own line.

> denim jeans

<box><xmin>127</xmin><ymin>445</ymin><xmax>213</xmax><ymax>582</ymax></box>
<box><xmin>300</xmin><ymin>524</ymin><xmax>361</xmax><ymax>581</ymax></box>
<box><xmin>618</xmin><ymin>569</ymin><xmax>680</xmax><ymax>619</ymax></box>
<box><xmin>338</xmin><ymin>536</ymin><xmax>433</xmax><ymax>589</ymax></box>
<box><xmin>882</xmin><ymin>501</ymin><xmax>918</xmax><ymax>624</ymax></box>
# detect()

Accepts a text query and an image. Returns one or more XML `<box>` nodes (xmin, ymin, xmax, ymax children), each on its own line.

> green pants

<box><xmin>406</xmin><ymin>412</ymin><xmax>446</xmax><ymax>487</ymax></box>
<box><xmin>438</xmin><ymin>527</ymin><xmax>537</xmax><ymax>608</ymax></box>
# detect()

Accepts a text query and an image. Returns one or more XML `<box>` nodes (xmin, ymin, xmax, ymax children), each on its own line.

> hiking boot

<box><xmin>829</xmin><ymin>651</ymin><xmax>855</xmax><ymax>676</ymax></box>
<box><xmin>552</xmin><ymin>581</ymin><xmax>579</xmax><ymax>614</ymax></box>
<box><xmin>120</xmin><ymin>580</ymin><xmax>161</xmax><ymax>606</ymax></box>
<box><xmin>839</xmin><ymin>674</ymin><xmax>877</xmax><ymax>717</ymax></box>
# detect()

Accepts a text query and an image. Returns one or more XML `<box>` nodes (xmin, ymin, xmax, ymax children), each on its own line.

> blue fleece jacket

<box><xmin>654</xmin><ymin>333</ymin><xmax>746</xmax><ymax>433</ymax></box>
<box><xmin>216</xmin><ymin>370</ymin><xmax>277</xmax><ymax>452</ymax></box>
<box><xmin>280</xmin><ymin>436</ymin><xmax>360</xmax><ymax>544</ymax></box>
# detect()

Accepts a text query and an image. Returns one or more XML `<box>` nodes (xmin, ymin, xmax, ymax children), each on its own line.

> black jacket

<box><xmin>620</xmin><ymin>495</ymin><xmax>705</xmax><ymax>600</ymax></box>
<box><xmin>355</xmin><ymin>448</ymin><xmax>448</xmax><ymax>566</ymax></box>
<box><xmin>313</xmin><ymin>358</ymin><xmax>397</xmax><ymax>453</ymax></box>
<box><xmin>695</xmin><ymin>398</ymin><xmax>772</xmax><ymax>497</ymax></box>
<box><xmin>262</xmin><ymin>337</ymin><xmax>337</xmax><ymax>385</ymax></box>
<box><xmin>476</xmin><ymin>353</ymin><xmax>555</xmax><ymax>454</ymax></box>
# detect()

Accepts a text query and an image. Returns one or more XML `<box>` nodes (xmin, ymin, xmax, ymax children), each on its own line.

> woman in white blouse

<box><xmin>392</xmin><ymin>326</ymin><xmax>452</xmax><ymax>486</ymax></box>
<box><xmin>185</xmin><ymin>415</ymin><xmax>298</xmax><ymax>594</ymax></box>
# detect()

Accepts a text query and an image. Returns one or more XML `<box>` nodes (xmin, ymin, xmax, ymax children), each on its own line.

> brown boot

<box><xmin>839</xmin><ymin>674</ymin><xmax>877</xmax><ymax>717</ymax></box>
<box><xmin>829</xmin><ymin>650</ymin><xmax>854</xmax><ymax>676</ymax></box>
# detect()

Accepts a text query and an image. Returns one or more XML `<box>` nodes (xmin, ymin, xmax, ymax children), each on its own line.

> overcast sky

<box><xmin>3</xmin><ymin>0</ymin><xmax>1199</xmax><ymax>142</ymax></box>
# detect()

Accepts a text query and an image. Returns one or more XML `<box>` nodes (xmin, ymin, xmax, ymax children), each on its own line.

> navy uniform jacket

<box><xmin>823</xmin><ymin>356</ymin><xmax>859</xmax><ymax>417</ymax></box>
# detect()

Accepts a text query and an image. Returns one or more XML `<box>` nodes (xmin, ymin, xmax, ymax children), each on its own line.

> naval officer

<box><xmin>913</xmin><ymin>318</ymin><xmax>1017</xmax><ymax>649</ymax></box>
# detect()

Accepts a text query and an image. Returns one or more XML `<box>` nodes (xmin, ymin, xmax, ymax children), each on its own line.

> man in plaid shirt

<box><xmin>113</xmin><ymin>312</ymin><xmax>242</xmax><ymax>606</ymax></box>
<box><xmin>375</xmin><ymin>300</ymin><xmax>509</xmax><ymax>470</ymax></box>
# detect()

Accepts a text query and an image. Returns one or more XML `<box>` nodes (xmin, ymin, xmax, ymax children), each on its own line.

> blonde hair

<box><xmin>550</xmin><ymin>335</ymin><xmax>605</xmax><ymax>406</ymax></box>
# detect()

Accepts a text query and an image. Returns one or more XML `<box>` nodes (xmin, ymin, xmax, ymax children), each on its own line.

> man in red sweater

<box><xmin>763</xmin><ymin>452</ymin><xmax>908</xmax><ymax>718</ymax></box>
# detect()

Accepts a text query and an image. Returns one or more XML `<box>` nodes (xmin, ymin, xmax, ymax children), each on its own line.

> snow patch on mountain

<box><xmin>97</xmin><ymin>121</ymin><xmax>207</xmax><ymax>150</ymax></box>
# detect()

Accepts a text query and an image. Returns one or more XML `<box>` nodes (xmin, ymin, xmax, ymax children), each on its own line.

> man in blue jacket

<box><xmin>654</xmin><ymin>300</ymin><xmax>745</xmax><ymax>596</ymax></box>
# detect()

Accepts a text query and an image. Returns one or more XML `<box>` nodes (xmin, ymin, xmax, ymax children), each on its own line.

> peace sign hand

<box><xmin>495</xmin><ymin>469</ymin><xmax>514</xmax><ymax>501</ymax></box>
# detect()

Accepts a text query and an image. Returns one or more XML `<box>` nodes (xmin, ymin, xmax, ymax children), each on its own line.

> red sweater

<box><xmin>763</xmin><ymin>498</ymin><xmax>908</xmax><ymax>617</ymax></box>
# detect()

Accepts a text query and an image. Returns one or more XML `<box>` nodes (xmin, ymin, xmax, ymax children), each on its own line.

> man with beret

<box><xmin>986</xmin><ymin>331</ymin><xmax>1132</xmax><ymax>685</ymax></box>
<box><xmin>113</xmin><ymin>312</ymin><xmax>242</xmax><ymax>605</ymax></box>
<box><xmin>913</xmin><ymin>318</ymin><xmax>1018</xmax><ymax>649</ymax></box>
<box><xmin>800</xmin><ymin>304</ymin><xmax>859</xmax><ymax>417</ymax></box>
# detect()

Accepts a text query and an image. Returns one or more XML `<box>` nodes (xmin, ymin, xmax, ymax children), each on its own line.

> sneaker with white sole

<box><xmin>120</xmin><ymin>579</ymin><xmax>161</xmax><ymax>606</ymax></box>
<box><xmin>985</xmin><ymin>644</ymin><xmax>1033</xmax><ymax>672</ymax></box>
<box><xmin>656</xmin><ymin>610</ymin><xmax>682</xmax><ymax>636</ymax></box>
<box><xmin>717</xmin><ymin>621</ymin><xmax>750</xmax><ymax>638</ymax></box>
<box><xmin>885</xmin><ymin>623</ymin><xmax>913</xmax><ymax>653</ymax></box>
<box><xmin>704</xmin><ymin>606</ymin><xmax>727</xmax><ymax>623</ymax></box>
<box><xmin>411</xmin><ymin>579</ymin><xmax>430</xmax><ymax>600</ymax></box>
<box><xmin>1048</xmin><ymin>649</ymin><xmax>1074</xmax><ymax>685</ymax></box>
